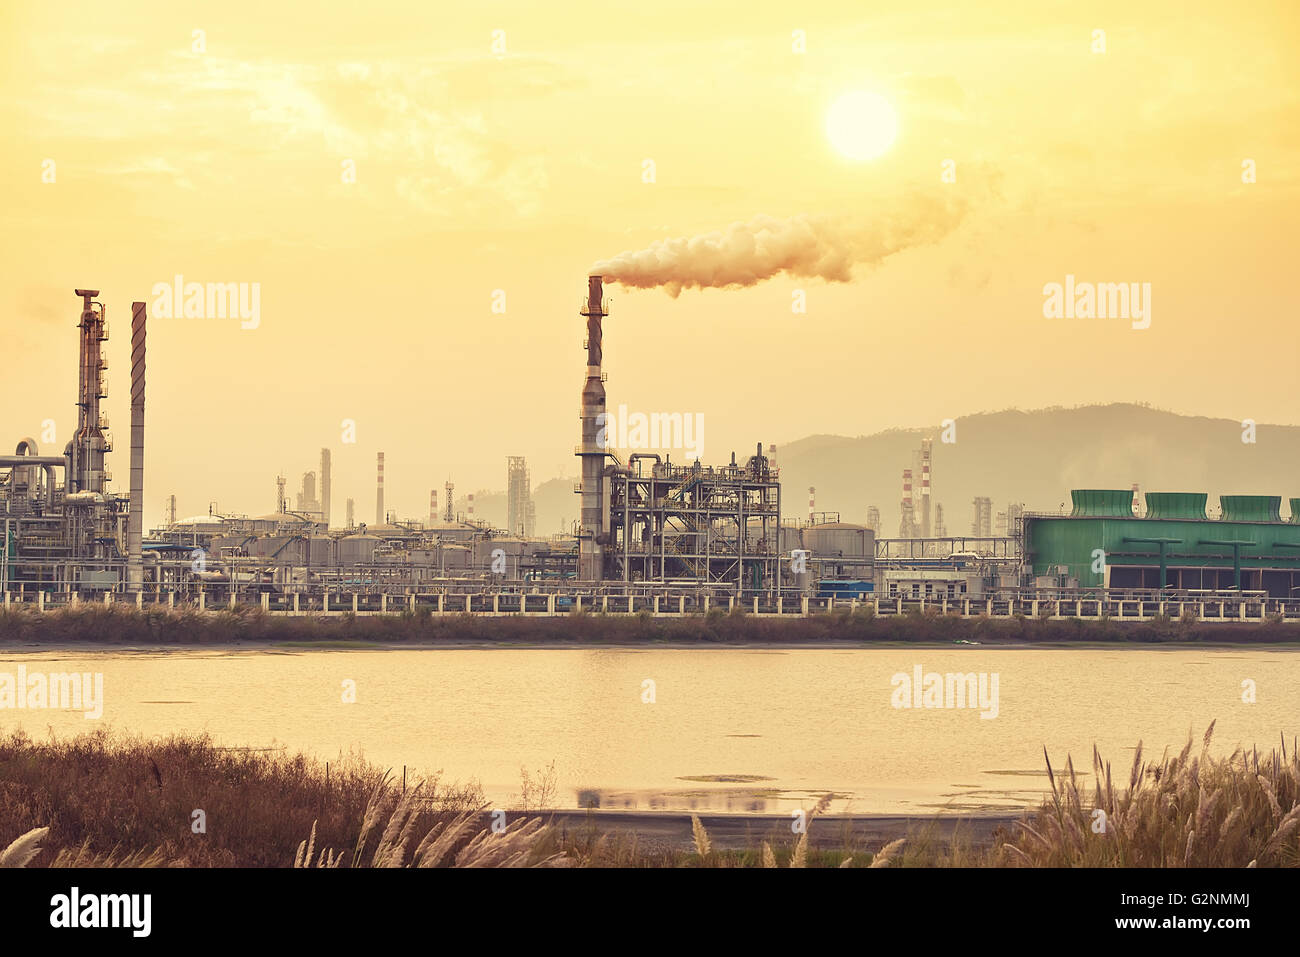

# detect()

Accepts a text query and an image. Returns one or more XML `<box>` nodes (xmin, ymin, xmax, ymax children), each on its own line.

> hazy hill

<box><xmin>773</xmin><ymin>404</ymin><xmax>1299</xmax><ymax>535</ymax></box>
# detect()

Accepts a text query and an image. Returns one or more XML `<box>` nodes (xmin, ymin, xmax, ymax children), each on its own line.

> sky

<box><xmin>1</xmin><ymin>0</ymin><xmax>1297</xmax><ymax>527</ymax></box>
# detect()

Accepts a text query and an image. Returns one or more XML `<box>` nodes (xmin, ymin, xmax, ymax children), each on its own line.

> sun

<box><xmin>826</xmin><ymin>91</ymin><xmax>898</xmax><ymax>161</ymax></box>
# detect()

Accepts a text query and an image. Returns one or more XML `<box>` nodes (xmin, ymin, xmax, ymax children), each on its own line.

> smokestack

<box><xmin>320</xmin><ymin>448</ymin><xmax>332</xmax><ymax>527</ymax></box>
<box><xmin>444</xmin><ymin>481</ymin><xmax>455</xmax><ymax>523</ymax></box>
<box><xmin>126</xmin><ymin>300</ymin><xmax>146</xmax><ymax>590</ymax></box>
<box><xmin>577</xmin><ymin>275</ymin><xmax>608</xmax><ymax>580</ymax></box>
<box><xmin>468</xmin><ymin>493</ymin><xmax>475</xmax><ymax>523</ymax></box>
<box><xmin>167</xmin><ymin>494</ymin><xmax>177</xmax><ymax>526</ymax></box>
<box><xmin>901</xmin><ymin>468</ymin><xmax>915</xmax><ymax>538</ymax></box>
<box><xmin>346</xmin><ymin>497</ymin><xmax>355</xmax><ymax>528</ymax></box>
<box><xmin>376</xmin><ymin>452</ymin><xmax>385</xmax><ymax>524</ymax></box>
<box><xmin>920</xmin><ymin>438</ymin><xmax>932</xmax><ymax>538</ymax></box>
<box><xmin>808</xmin><ymin>486</ymin><xmax>815</xmax><ymax>523</ymax></box>
<box><xmin>430</xmin><ymin>489</ymin><xmax>438</xmax><ymax>525</ymax></box>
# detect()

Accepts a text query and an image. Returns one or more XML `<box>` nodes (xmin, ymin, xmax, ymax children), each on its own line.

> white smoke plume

<box><xmin>592</xmin><ymin>186</ymin><xmax>980</xmax><ymax>297</ymax></box>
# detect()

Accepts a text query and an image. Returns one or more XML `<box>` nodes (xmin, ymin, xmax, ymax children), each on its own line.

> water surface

<box><xmin>1</xmin><ymin>646</ymin><xmax>1292</xmax><ymax>815</ymax></box>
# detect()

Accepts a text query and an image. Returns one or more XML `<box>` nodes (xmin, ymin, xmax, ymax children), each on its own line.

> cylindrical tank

<box><xmin>802</xmin><ymin>522</ymin><xmax>872</xmax><ymax>558</ymax></box>
<box><xmin>337</xmin><ymin>533</ymin><xmax>379</xmax><ymax>564</ymax></box>
<box><xmin>307</xmin><ymin>535</ymin><xmax>335</xmax><ymax>566</ymax></box>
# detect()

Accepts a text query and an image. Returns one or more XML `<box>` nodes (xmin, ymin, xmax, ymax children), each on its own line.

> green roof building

<box><xmin>1024</xmin><ymin>490</ymin><xmax>1300</xmax><ymax>595</ymax></box>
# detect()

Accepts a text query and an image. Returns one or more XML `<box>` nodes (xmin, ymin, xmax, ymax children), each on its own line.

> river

<box><xmin>1</xmin><ymin>645</ymin><xmax>1293</xmax><ymax>816</ymax></box>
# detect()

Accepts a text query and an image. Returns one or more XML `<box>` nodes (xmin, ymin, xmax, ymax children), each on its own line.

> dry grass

<box><xmin>0</xmin><ymin>727</ymin><xmax>400</xmax><ymax>866</ymax></box>
<box><xmin>987</xmin><ymin>721</ymin><xmax>1300</xmax><ymax>868</ymax></box>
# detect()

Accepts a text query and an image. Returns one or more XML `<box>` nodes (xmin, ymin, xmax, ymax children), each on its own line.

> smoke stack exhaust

<box><xmin>577</xmin><ymin>275</ymin><xmax>608</xmax><ymax>580</ymax></box>
<box><xmin>127</xmin><ymin>300</ymin><xmax>146</xmax><ymax>590</ymax></box>
<box><xmin>375</xmin><ymin>452</ymin><xmax>385</xmax><ymax>524</ymax></box>
<box><xmin>591</xmin><ymin>180</ymin><xmax>983</xmax><ymax>297</ymax></box>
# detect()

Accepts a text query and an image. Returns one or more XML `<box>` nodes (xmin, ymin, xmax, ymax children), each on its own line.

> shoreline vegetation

<box><xmin>2</xmin><ymin>604</ymin><xmax>1300</xmax><ymax>648</ymax></box>
<box><xmin>1</xmin><ymin>724</ymin><xmax>1296</xmax><ymax>868</ymax></box>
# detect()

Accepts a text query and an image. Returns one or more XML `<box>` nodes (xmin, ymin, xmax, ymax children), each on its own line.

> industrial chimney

<box><xmin>320</xmin><ymin>448</ymin><xmax>332</xmax><ymax>527</ymax></box>
<box><xmin>126</xmin><ymin>300</ymin><xmax>146</xmax><ymax>590</ymax></box>
<box><xmin>900</xmin><ymin>468</ymin><xmax>915</xmax><ymax>538</ymax></box>
<box><xmin>429</xmin><ymin>489</ymin><xmax>438</xmax><ymax>525</ymax></box>
<box><xmin>808</xmin><ymin>486</ymin><xmax>815</xmax><ymax>524</ymax></box>
<box><xmin>577</xmin><ymin>275</ymin><xmax>608</xmax><ymax>580</ymax></box>
<box><xmin>467</xmin><ymin>492</ymin><xmax>475</xmax><ymax>523</ymax></box>
<box><xmin>919</xmin><ymin>438</ymin><xmax>933</xmax><ymax>538</ymax></box>
<box><xmin>375</xmin><ymin>452</ymin><xmax>385</xmax><ymax>524</ymax></box>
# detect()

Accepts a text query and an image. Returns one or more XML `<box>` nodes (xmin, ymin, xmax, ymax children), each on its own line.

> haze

<box><xmin>1</xmin><ymin>0</ymin><xmax>1296</xmax><ymax>525</ymax></box>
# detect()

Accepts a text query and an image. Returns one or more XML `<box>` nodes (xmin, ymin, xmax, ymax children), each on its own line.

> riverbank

<box><xmin>3</xmin><ymin>603</ymin><xmax>1299</xmax><ymax>648</ymax></box>
<box><xmin>2</xmin><ymin>725</ymin><xmax>1295</xmax><ymax>867</ymax></box>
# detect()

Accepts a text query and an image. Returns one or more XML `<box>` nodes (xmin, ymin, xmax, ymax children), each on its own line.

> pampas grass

<box><xmin>0</xmin><ymin>827</ymin><xmax>49</xmax><ymax>868</ymax></box>
<box><xmin>996</xmin><ymin>721</ymin><xmax>1300</xmax><ymax>867</ymax></box>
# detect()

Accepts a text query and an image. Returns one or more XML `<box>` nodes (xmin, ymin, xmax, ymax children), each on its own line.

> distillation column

<box><xmin>577</xmin><ymin>275</ymin><xmax>608</xmax><ymax>580</ymax></box>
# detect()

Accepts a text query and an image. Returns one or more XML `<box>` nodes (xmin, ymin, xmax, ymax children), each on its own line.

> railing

<box><xmin>5</xmin><ymin>587</ymin><xmax>1299</xmax><ymax>623</ymax></box>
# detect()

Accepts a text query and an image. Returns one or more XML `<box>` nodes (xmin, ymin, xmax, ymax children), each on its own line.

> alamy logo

<box><xmin>890</xmin><ymin>664</ymin><xmax>999</xmax><ymax>719</ymax></box>
<box><xmin>50</xmin><ymin>887</ymin><xmax>151</xmax><ymax>937</ymax></box>
<box><xmin>0</xmin><ymin>666</ymin><xmax>103</xmax><ymax>719</ymax></box>
<box><xmin>151</xmin><ymin>274</ymin><xmax>260</xmax><ymax>329</ymax></box>
<box><xmin>1042</xmin><ymin>274</ymin><xmax>1150</xmax><ymax>329</ymax></box>
<box><xmin>597</xmin><ymin>404</ymin><xmax>704</xmax><ymax>460</ymax></box>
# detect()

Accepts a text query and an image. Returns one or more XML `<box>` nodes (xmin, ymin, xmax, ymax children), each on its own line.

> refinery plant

<box><xmin>3</xmin><ymin>283</ymin><xmax>1300</xmax><ymax>620</ymax></box>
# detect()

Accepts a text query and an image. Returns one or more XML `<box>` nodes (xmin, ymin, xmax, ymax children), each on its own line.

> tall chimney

<box><xmin>577</xmin><ymin>275</ymin><xmax>608</xmax><ymax>580</ymax></box>
<box><xmin>375</xmin><ymin>452</ymin><xmax>385</xmax><ymax>524</ymax></box>
<box><xmin>126</xmin><ymin>300</ymin><xmax>146</xmax><ymax>589</ymax></box>
<box><xmin>429</xmin><ymin>489</ymin><xmax>438</xmax><ymax>525</ymax></box>
<box><xmin>468</xmin><ymin>492</ymin><xmax>475</xmax><ymax>523</ymax></box>
<box><xmin>808</xmin><ymin>486</ymin><xmax>815</xmax><ymax>523</ymax></box>
<box><xmin>320</xmin><ymin>448</ymin><xmax>332</xmax><ymax>527</ymax></box>
<box><xmin>920</xmin><ymin>438</ymin><xmax>932</xmax><ymax>537</ymax></box>
<box><xmin>346</xmin><ymin>497</ymin><xmax>355</xmax><ymax>528</ymax></box>
<box><xmin>444</xmin><ymin>481</ymin><xmax>455</xmax><ymax>523</ymax></box>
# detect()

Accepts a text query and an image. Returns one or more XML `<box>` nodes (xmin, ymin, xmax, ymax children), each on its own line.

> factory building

<box><xmin>1025</xmin><ymin>490</ymin><xmax>1300</xmax><ymax>596</ymax></box>
<box><xmin>573</xmin><ymin>276</ymin><xmax>783</xmax><ymax>593</ymax></box>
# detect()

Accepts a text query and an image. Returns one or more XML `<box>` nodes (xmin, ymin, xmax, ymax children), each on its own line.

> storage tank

<box><xmin>307</xmin><ymin>535</ymin><xmax>335</xmax><ymax>566</ymax></box>
<box><xmin>337</xmin><ymin>533</ymin><xmax>379</xmax><ymax>564</ymax></box>
<box><xmin>802</xmin><ymin>522</ymin><xmax>873</xmax><ymax>558</ymax></box>
<box><xmin>440</xmin><ymin>544</ymin><xmax>471</xmax><ymax>570</ymax></box>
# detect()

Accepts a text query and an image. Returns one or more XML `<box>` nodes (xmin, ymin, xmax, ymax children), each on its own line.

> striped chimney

<box><xmin>375</xmin><ymin>452</ymin><xmax>385</xmax><ymax>524</ymax></box>
<box><xmin>903</xmin><ymin>468</ymin><xmax>913</xmax><ymax>505</ymax></box>
<box><xmin>126</xmin><ymin>301</ymin><xmax>147</xmax><ymax>589</ymax></box>
<box><xmin>808</xmin><ymin>486</ymin><xmax>815</xmax><ymax>523</ymax></box>
<box><xmin>468</xmin><ymin>492</ymin><xmax>475</xmax><ymax>522</ymax></box>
